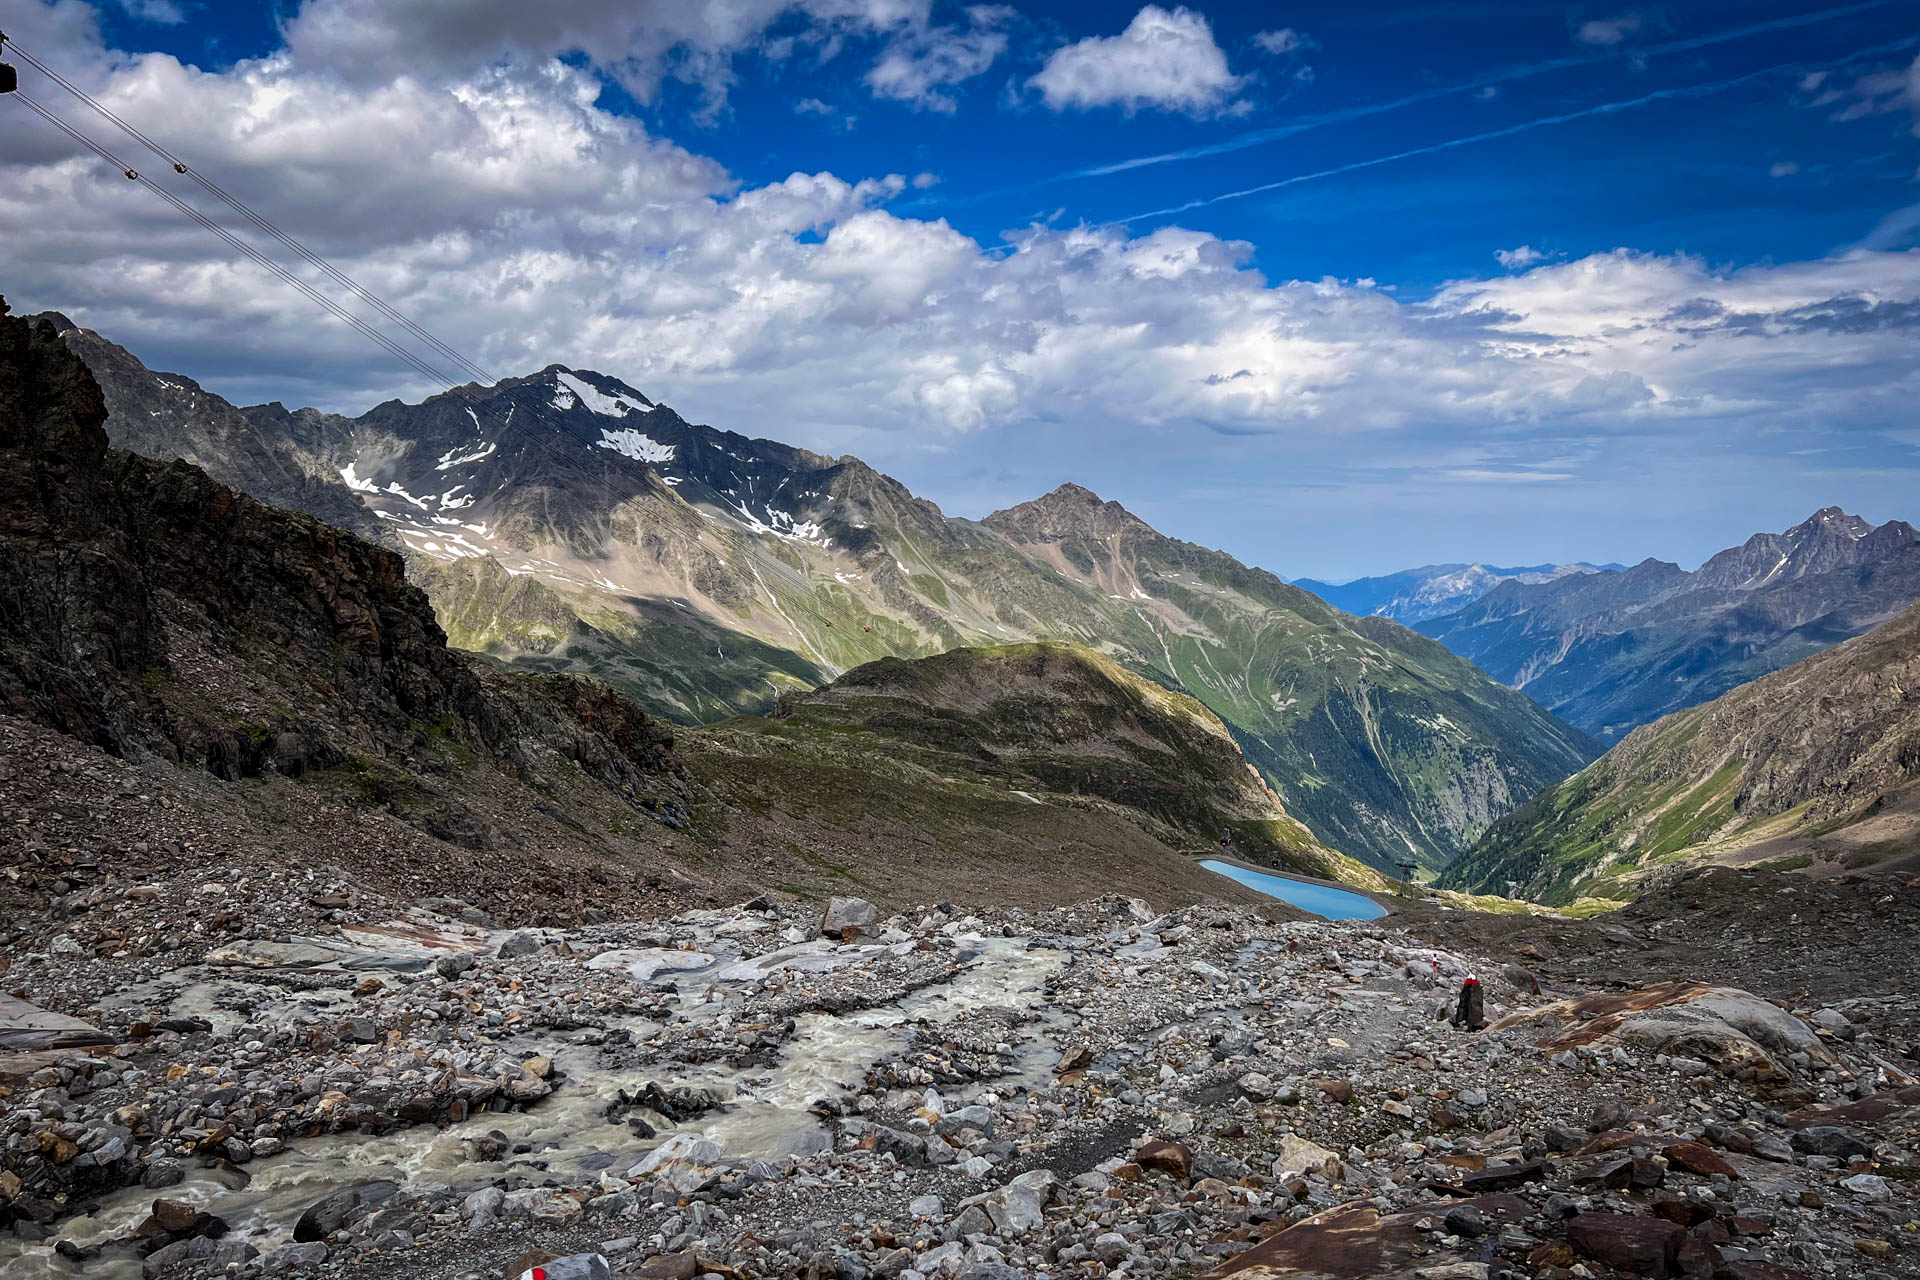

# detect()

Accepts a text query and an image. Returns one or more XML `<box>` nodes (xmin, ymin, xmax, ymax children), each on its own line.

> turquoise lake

<box><xmin>1199</xmin><ymin>859</ymin><xmax>1389</xmax><ymax>920</ymax></box>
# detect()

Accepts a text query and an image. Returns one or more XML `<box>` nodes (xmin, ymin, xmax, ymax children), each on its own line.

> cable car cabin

<box><xmin>0</xmin><ymin>62</ymin><xmax>18</xmax><ymax>95</ymax></box>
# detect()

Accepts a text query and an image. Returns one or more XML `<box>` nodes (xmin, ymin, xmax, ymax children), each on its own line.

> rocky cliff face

<box><xmin>1</xmin><ymin>297</ymin><xmax>693</xmax><ymax>917</ymax></box>
<box><xmin>50</xmin><ymin>321</ymin><xmax>382</xmax><ymax>544</ymax></box>
<box><xmin>1440</xmin><ymin>596</ymin><xmax>1920</xmax><ymax>904</ymax></box>
<box><xmin>1419</xmin><ymin>508</ymin><xmax>1920</xmax><ymax>743</ymax></box>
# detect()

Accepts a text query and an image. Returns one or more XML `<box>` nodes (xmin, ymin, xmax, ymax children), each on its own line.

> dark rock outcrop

<box><xmin>0</xmin><ymin>295</ymin><xmax>686</xmax><ymax>828</ymax></box>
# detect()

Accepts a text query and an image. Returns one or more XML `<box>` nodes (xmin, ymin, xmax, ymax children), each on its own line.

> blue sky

<box><xmin>6</xmin><ymin>0</ymin><xmax>1920</xmax><ymax>578</ymax></box>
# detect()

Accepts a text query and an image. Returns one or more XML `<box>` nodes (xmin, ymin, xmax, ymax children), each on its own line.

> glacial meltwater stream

<box><xmin>0</xmin><ymin>933</ymin><xmax>1066</xmax><ymax>1279</ymax></box>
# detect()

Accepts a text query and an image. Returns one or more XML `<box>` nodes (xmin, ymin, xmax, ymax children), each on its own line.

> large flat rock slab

<box><xmin>1191</xmin><ymin>1195</ymin><xmax>1529</xmax><ymax>1279</ymax></box>
<box><xmin>0</xmin><ymin>993</ymin><xmax>114</xmax><ymax>1051</ymax></box>
<box><xmin>1492</xmin><ymin>981</ymin><xmax>1829</xmax><ymax>1077</ymax></box>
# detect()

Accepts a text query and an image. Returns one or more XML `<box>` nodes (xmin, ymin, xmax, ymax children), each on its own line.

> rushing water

<box><xmin>1198</xmin><ymin>860</ymin><xmax>1388</xmax><ymax>920</ymax></box>
<box><xmin>0</xmin><ymin>933</ymin><xmax>1066</xmax><ymax>1279</ymax></box>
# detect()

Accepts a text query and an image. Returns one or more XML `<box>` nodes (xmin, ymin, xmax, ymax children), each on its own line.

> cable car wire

<box><xmin>2</xmin><ymin>36</ymin><xmax>502</xmax><ymax>389</ymax></box>
<box><xmin>1</xmin><ymin>55</ymin><xmax>842</xmax><ymax>657</ymax></box>
<box><xmin>12</xmin><ymin>90</ymin><xmax>474</xmax><ymax>396</ymax></box>
<box><xmin>6</xmin><ymin>77</ymin><xmax>619</xmax><ymax>487</ymax></box>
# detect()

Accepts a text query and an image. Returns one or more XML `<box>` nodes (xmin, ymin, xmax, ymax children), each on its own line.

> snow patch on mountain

<box><xmin>339</xmin><ymin>462</ymin><xmax>378</xmax><ymax>493</ymax></box>
<box><xmin>437</xmin><ymin>442</ymin><xmax>496</xmax><ymax>470</ymax></box>
<box><xmin>724</xmin><ymin>498</ymin><xmax>832</xmax><ymax>547</ymax></box>
<box><xmin>385</xmin><ymin>482</ymin><xmax>431</xmax><ymax>510</ymax></box>
<box><xmin>597</xmin><ymin>428</ymin><xmax>675</xmax><ymax>463</ymax></box>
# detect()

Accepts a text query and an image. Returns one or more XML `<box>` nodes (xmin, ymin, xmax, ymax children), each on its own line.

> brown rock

<box><xmin>1189</xmin><ymin>1204</ymin><xmax>1424</xmax><ymax>1280</ymax></box>
<box><xmin>352</xmin><ymin>976</ymin><xmax>383</xmax><ymax>997</ymax></box>
<box><xmin>1570</xmin><ymin>1153</ymin><xmax>1637</xmax><ymax>1190</ymax></box>
<box><xmin>1566</xmin><ymin>1212</ymin><xmax>1684</xmax><ymax>1275</ymax></box>
<box><xmin>1676</xmin><ymin>1234</ymin><xmax>1723</xmax><ymax>1277</ymax></box>
<box><xmin>636</xmin><ymin>1251</ymin><xmax>701</xmax><ymax>1280</ymax></box>
<box><xmin>1715</xmin><ymin>1263</ymin><xmax>1818</xmax><ymax>1280</ymax></box>
<box><xmin>1317</xmin><ymin>1079</ymin><xmax>1353</xmax><ymax>1103</ymax></box>
<box><xmin>1435</xmin><ymin>1153</ymin><xmax>1486</xmax><ymax>1172</ymax></box>
<box><xmin>1650</xmin><ymin>1195</ymin><xmax>1714</xmax><ymax>1227</ymax></box>
<box><xmin>1663</xmin><ymin>1141</ymin><xmax>1738</xmax><ymax>1179</ymax></box>
<box><xmin>36</xmin><ymin>1131</ymin><xmax>77</xmax><ymax>1164</ymax></box>
<box><xmin>150</xmin><ymin>1198</ymin><xmax>198</xmax><ymax>1233</ymax></box>
<box><xmin>1136</xmin><ymin>1139</ymin><xmax>1194</xmax><ymax>1180</ymax></box>
<box><xmin>1055</xmin><ymin>1044</ymin><xmax>1093</xmax><ymax>1074</ymax></box>
<box><xmin>1529</xmin><ymin>1241</ymin><xmax>1577</xmax><ymax>1269</ymax></box>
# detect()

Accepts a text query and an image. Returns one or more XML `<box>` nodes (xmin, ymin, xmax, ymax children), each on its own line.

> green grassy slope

<box><xmin>1440</xmin><ymin>599</ymin><xmax>1920</xmax><ymax>904</ymax></box>
<box><xmin>684</xmin><ymin>643</ymin><xmax>1400</xmax><ymax>901</ymax></box>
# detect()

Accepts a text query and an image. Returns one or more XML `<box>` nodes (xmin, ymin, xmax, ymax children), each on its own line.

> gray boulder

<box><xmin>512</xmin><ymin>1256</ymin><xmax>612</xmax><ymax>1280</ymax></box>
<box><xmin>264</xmin><ymin>1241</ymin><xmax>329</xmax><ymax>1272</ymax></box>
<box><xmin>293</xmin><ymin>1181</ymin><xmax>398</xmax><ymax>1242</ymax></box>
<box><xmin>822</xmin><ymin>897</ymin><xmax>878</xmax><ymax>937</ymax></box>
<box><xmin>142</xmin><ymin>1237</ymin><xmax>258</xmax><ymax>1278</ymax></box>
<box><xmin>434</xmin><ymin>950</ymin><xmax>476</xmax><ymax>979</ymax></box>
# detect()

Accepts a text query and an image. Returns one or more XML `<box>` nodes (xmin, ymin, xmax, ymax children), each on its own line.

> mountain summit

<box><xmin>984</xmin><ymin>483</ymin><xmax>1158</xmax><ymax>543</ymax></box>
<box><xmin>1691</xmin><ymin>506</ymin><xmax>1910</xmax><ymax>592</ymax></box>
<box><xmin>1418</xmin><ymin>508</ymin><xmax>1920</xmax><ymax>742</ymax></box>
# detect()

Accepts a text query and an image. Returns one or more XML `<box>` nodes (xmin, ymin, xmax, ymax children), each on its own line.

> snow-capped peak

<box><xmin>553</xmin><ymin>370</ymin><xmax>655</xmax><ymax>419</ymax></box>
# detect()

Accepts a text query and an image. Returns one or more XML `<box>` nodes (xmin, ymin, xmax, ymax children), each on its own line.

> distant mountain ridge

<box><xmin>1440</xmin><ymin>594</ymin><xmax>1920</xmax><ymax>904</ymax></box>
<box><xmin>42</xmin><ymin>314</ymin><xmax>1597</xmax><ymax>876</ymax></box>
<box><xmin>1295</xmin><ymin>561</ymin><xmax>1622</xmax><ymax>625</ymax></box>
<box><xmin>0</xmin><ymin>297</ymin><xmax>1388</xmax><ymax>914</ymax></box>
<box><xmin>1416</xmin><ymin>508</ymin><xmax>1920</xmax><ymax>743</ymax></box>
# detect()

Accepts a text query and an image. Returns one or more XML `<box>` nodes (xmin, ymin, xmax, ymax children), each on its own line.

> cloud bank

<box><xmin>0</xmin><ymin>0</ymin><xmax>1915</xmax><ymax>520</ymax></box>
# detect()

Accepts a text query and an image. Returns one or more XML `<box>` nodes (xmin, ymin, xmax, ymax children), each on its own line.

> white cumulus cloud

<box><xmin>865</xmin><ymin>5</ymin><xmax>1013</xmax><ymax>112</ymax></box>
<box><xmin>1029</xmin><ymin>6</ymin><xmax>1249</xmax><ymax>118</ymax></box>
<box><xmin>1574</xmin><ymin>13</ymin><xmax>1644</xmax><ymax>46</ymax></box>
<box><xmin>1252</xmin><ymin>28</ymin><xmax>1303</xmax><ymax>56</ymax></box>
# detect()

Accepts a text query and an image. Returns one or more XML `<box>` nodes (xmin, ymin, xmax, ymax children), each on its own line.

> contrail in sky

<box><xmin>1120</xmin><ymin>35</ymin><xmax>1920</xmax><ymax>223</ymax></box>
<box><xmin>918</xmin><ymin>0</ymin><xmax>1899</xmax><ymax>214</ymax></box>
<box><xmin>1068</xmin><ymin>0</ymin><xmax>1898</xmax><ymax>185</ymax></box>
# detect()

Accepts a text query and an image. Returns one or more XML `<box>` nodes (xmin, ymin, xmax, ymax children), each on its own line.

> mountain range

<box><xmin>1441</xmin><ymin>594</ymin><xmax>1920</xmax><ymax>904</ymax></box>
<box><xmin>1415</xmin><ymin>508</ymin><xmax>1920</xmax><ymax>743</ymax></box>
<box><xmin>43</xmin><ymin>313</ymin><xmax>1597</xmax><ymax>877</ymax></box>
<box><xmin>0</xmin><ymin>297</ymin><xmax>1374</xmax><ymax>910</ymax></box>
<box><xmin>1294</xmin><ymin>561</ymin><xmax>1621</xmax><ymax>625</ymax></box>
